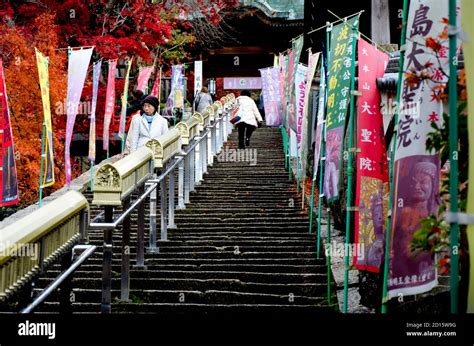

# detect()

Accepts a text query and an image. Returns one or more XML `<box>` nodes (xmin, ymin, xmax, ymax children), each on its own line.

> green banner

<box><xmin>323</xmin><ymin>15</ymin><xmax>359</xmax><ymax>201</ymax></box>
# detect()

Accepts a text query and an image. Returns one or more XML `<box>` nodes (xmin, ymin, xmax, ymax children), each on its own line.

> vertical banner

<box><xmin>323</xmin><ymin>15</ymin><xmax>360</xmax><ymax>200</ymax></box>
<box><xmin>354</xmin><ymin>39</ymin><xmax>390</xmax><ymax>272</ymax></box>
<box><xmin>0</xmin><ymin>59</ymin><xmax>19</xmax><ymax>206</ymax></box>
<box><xmin>313</xmin><ymin>63</ymin><xmax>326</xmax><ymax>179</ymax></box>
<box><xmin>88</xmin><ymin>60</ymin><xmax>102</xmax><ymax>162</ymax></box>
<box><xmin>279</xmin><ymin>53</ymin><xmax>287</xmax><ymax>123</ymax></box>
<box><xmin>464</xmin><ymin>0</ymin><xmax>474</xmax><ymax>313</ymax></box>
<box><xmin>119</xmin><ymin>58</ymin><xmax>133</xmax><ymax>139</ymax></box>
<box><xmin>103</xmin><ymin>60</ymin><xmax>117</xmax><ymax>151</ymax></box>
<box><xmin>136</xmin><ymin>66</ymin><xmax>153</xmax><ymax>93</ymax></box>
<box><xmin>35</xmin><ymin>49</ymin><xmax>55</xmax><ymax>188</ymax></box>
<box><xmin>259</xmin><ymin>67</ymin><xmax>282</xmax><ymax>126</ymax></box>
<box><xmin>286</xmin><ymin>50</ymin><xmax>295</xmax><ymax>130</ymax></box>
<box><xmin>301</xmin><ymin>52</ymin><xmax>321</xmax><ymax>180</ymax></box>
<box><xmin>295</xmin><ymin>63</ymin><xmax>308</xmax><ymax>151</ymax></box>
<box><xmin>388</xmin><ymin>0</ymin><xmax>460</xmax><ymax>299</ymax></box>
<box><xmin>166</xmin><ymin>64</ymin><xmax>184</xmax><ymax>110</ymax></box>
<box><xmin>290</xmin><ymin>36</ymin><xmax>304</xmax><ymax>97</ymax></box>
<box><xmin>194</xmin><ymin>60</ymin><xmax>203</xmax><ymax>97</ymax></box>
<box><xmin>65</xmin><ymin>47</ymin><xmax>93</xmax><ymax>185</ymax></box>
<box><xmin>150</xmin><ymin>66</ymin><xmax>161</xmax><ymax>98</ymax></box>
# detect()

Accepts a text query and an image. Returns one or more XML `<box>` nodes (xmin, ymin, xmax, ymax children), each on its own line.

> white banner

<box><xmin>194</xmin><ymin>60</ymin><xmax>203</xmax><ymax>98</ymax></box>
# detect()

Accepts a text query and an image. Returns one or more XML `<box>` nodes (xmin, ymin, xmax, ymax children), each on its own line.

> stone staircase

<box><xmin>21</xmin><ymin>127</ymin><xmax>338</xmax><ymax>315</ymax></box>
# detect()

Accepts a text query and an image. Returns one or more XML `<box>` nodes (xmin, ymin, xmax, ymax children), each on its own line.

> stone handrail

<box><xmin>92</xmin><ymin>146</ymin><xmax>153</xmax><ymax>206</ymax></box>
<box><xmin>0</xmin><ymin>190</ymin><xmax>88</xmax><ymax>300</ymax></box>
<box><xmin>145</xmin><ymin>128</ymin><xmax>182</xmax><ymax>169</ymax></box>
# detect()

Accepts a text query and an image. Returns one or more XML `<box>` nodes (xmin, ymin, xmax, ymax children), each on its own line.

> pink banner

<box><xmin>136</xmin><ymin>66</ymin><xmax>153</xmax><ymax>93</ymax></box>
<box><xmin>354</xmin><ymin>39</ymin><xmax>390</xmax><ymax>272</ymax></box>
<box><xmin>0</xmin><ymin>59</ymin><xmax>19</xmax><ymax>206</ymax></box>
<box><xmin>103</xmin><ymin>60</ymin><xmax>117</xmax><ymax>151</ymax></box>
<box><xmin>65</xmin><ymin>47</ymin><xmax>93</xmax><ymax>185</ymax></box>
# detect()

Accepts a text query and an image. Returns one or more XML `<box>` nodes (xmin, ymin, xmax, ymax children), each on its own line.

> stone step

<box><xmin>36</xmin><ymin>302</ymin><xmax>337</xmax><ymax>314</ymax></box>
<box><xmin>34</xmin><ymin>278</ymin><xmax>328</xmax><ymax>296</ymax></box>
<box><xmin>34</xmin><ymin>289</ymin><xmax>328</xmax><ymax>305</ymax></box>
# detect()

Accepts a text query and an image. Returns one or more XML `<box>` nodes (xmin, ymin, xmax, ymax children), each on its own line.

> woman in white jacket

<box><xmin>129</xmin><ymin>95</ymin><xmax>169</xmax><ymax>152</ymax></box>
<box><xmin>235</xmin><ymin>90</ymin><xmax>263</xmax><ymax>149</ymax></box>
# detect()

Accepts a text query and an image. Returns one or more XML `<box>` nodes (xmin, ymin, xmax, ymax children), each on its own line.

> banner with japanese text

<box><xmin>463</xmin><ymin>0</ymin><xmax>474</xmax><ymax>313</ymax></box>
<box><xmin>354</xmin><ymin>39</ymin><xmax>390</xmax><ymax>272</ymax></box>
<box><xmin>388</xmin><ymin>0</ymin><xmax>460</xmax><ymax>299</ymax></box>
<box><xmin>103</xmin><ymin>60</ymin><xmax>117</xmax><ymax>151</ymax></box>
<box><xmin>301</xmin><ymin>52</ymin><xmax>320</xmax><ymax>181</ymax></box>
<box><xmin>166</xmin><ymin>64</ymin><xmax>184</xmax><ymax>111</ymax></box>
<box><xmin>323</xmin><ymin>15</ymin><xmax>359</xmax><ymax>201</ymax></box>
<box><xmin>65</xmin><ymin>47</ymin><xmax>93</xmax><ymax>185</ymax></box>
<box><xmin>88</xmin><ymin>60</ymin><xmax>101</xmax><ymax>162</ymax></box>
<box><xmin>119</xmin><ymin>58</ymin><xmax>133</xmax><ymax>139</ymax></box>
<box><xmin>259</xmin><ymin>67</ymin><xmax>282</xmax><ymax>127</ymax></box>
<box><xmin>295</xmin><ymin>63</ymin><xmax>308</xmax><ymax>152</ymax></box>
<box><xmin>136</xmin><ymin>66</ymin><xmax>153</xmax><ymax>93</ymax></box>
<box><xmin>35</xmin><ymin>49</ymin><xmax>55</xmax><ymax>188</ymax></box>
<box><xmin>194</xmin><ymin>60</ymin><xmax>203</xmax><ymax>98</ymax></box>
<box><xmin>0</xmin><ymin>59</ymin><xmax>19</xmax><ymax>207</ymax></box>
<box><xmin>313</xmin><ymin>63</ymin><xmax>326</xmax><ymax>180</ymax></box>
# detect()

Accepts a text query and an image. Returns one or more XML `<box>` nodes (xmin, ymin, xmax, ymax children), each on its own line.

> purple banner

<box><xmin>259</xmin><ymin>67</ymin><xmax>281</xmax><ymax>126</ymax></box>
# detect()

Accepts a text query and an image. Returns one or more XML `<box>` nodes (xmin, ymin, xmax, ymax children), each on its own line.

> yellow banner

<box><xmin>35</xmin><ymin>49</ymin><xmax>55</xmax><ymax>187</ymax></box>
<box><xmin>463</xmin><ymin>0</ymin><xmax>474</xmax><ymax>313</ymax></box>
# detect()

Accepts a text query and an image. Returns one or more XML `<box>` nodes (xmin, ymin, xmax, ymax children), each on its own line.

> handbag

<box><xmin>230</xmin><ymin>102</ymin><xmax>242</xmax><ymax>124</ymax></box>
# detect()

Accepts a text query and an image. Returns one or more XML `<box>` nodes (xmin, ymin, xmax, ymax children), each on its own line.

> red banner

<box><xmin>354</xmin><ymin>39</ymin><xmax>390</xmax><ymax>272</ymax></box>
<box><xmin>150</xmin><ymin>67</ymin><xmax>161</xmax><ymax>98</ymax></box>
<box><xmin>136</xmin><ymin>66</ymin><xmax>154</xmax><ymax>93</ymax></box>
<box><xmin>103</xmin><ymin>60</ymin><xmax>117</xmax><ymax>151</ymax></box>
<box><xmin>0</xmin><ymin>59</ymin><xmax>19</xmax><ymax>207</ymax></box>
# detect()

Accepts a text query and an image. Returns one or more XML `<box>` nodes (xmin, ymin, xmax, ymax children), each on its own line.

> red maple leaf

<box><xmin>428</xmin><ymin>111</ymin><xmax>439</xmax><ymax>122</ymax></box>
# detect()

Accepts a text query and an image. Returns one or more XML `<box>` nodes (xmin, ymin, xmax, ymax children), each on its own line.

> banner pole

<box><xmin>381</xmin><ymin>0</ymin><xmax>409</xmax><ymax>314</ymax></box>
<box><xmin>38</xmin><ymin>121</ymin><xmax>46</xmax><ymax>208</ymax></box>
<box><xmin>342</xmin><ymin>23</ymin><xmax>359</xmax><ymax>314</ymax></box>
<box><xmin>327</xmin><ymin>206</ymin><xmax>332</xmax><ymax>304</ymax></box>
<box><xmin>316</xmin><ymin>139</ymin><xmax>325</xmax><ymax>257</ymax></box>
<box><xmin>90</xmin><ymin>161</ymin><xmax>94</xmax><ymax>191</ymax></box>
<box><xmin>448</xmin><ymin>0</ymin><xmax>459</xmax><ymax>314</ymax></box>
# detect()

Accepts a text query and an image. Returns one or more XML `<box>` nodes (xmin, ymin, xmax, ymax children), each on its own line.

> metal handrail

<box><xmin>20</xmin><ymin>245</ymin><xmax>97</xmax><ymax>314</ymax></box>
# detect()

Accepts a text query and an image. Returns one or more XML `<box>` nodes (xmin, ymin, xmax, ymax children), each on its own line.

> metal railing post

<box><xmin>160</xmin><ymin>178</ymin><xmax>168</xmax><ymax>241</ymax></box>
<box><xmin>120</xmin><ymin>195</ymin><xmax>131</xmax><ymax>302</ymax></box>
<box><xmin>149</xmin><ymin>173</ymin><xmax>157</xmax><ymax>250</ymax></box>
<box><xmin>79</xmin><ymin>209</ymin><xmax>88</xmax><ymax>243</ymax></box>
<box><xmin>168</xmin><ymin>169</ymin><xmax>177</xmax><ymax>229</ymax></box>
<box><xmin>195</xmin><ymin>136</ymin><xmax>202</xmax><ymax>184</ymax></box>
<box><xmin>184</xmin><ymin>154</ymin><xmax>191</xmax><ymax>203</ymax></box>
<box><xmin>134</xmin><ymin>184</ymin><xmax>146</xmax><ymax>269</ymax></box>
<box><xmin>101</xmin><ymin>206</ymin><xmax>113</xmax><ymax>314</ymax></box>
<box><xmin>216</xmin><ymin>119</ymin><xmax>222</xmax><ymax>153</ymax></box>
<box><xmin>190</xmin><ymin>145</ymin><xmax>195</xmax><ymax>192</ymax></box>
<box><xmin>178</xmin><ymin>158</ymin><xmax>185</xmax><ymax>209</ymax></box>
<box><xmin>202</xmin><ymin>134</ymin><xmax>208</xmax><ymax>175</ymax></box>
<box><xmin>59</xmin><ymin>251</ymin><xmax>73</xmax><ymax>314</ymax></box>
<box><xmin>207</xmin><ymin>129</ymin><xmax>213</xmax><ymax>166</ymax></box>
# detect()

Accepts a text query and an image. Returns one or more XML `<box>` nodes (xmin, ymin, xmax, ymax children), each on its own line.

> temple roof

<box><xmin>239</xmin><ymin>0</ymin><xmax>304</xmax><ymax>20</ymax></box>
